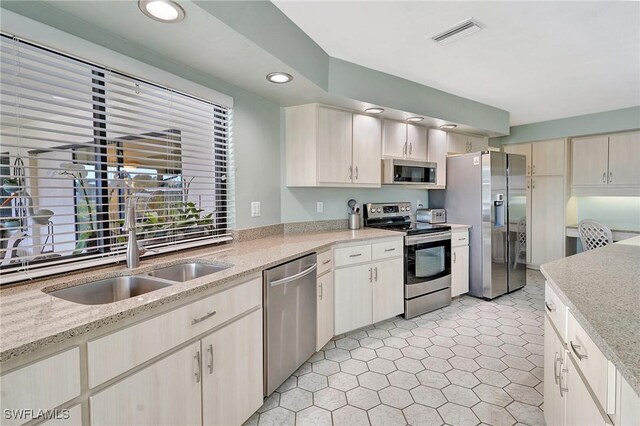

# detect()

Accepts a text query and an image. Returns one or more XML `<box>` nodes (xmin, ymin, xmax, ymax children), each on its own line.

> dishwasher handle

<box><xmin>270</xmin><ymin>263</ymin><xmax>317</xmax><ymax>287</ymax></box>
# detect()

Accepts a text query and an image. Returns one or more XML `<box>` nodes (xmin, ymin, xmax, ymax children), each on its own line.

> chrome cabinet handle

<box><xmin>207</xmin><ymin>344</ymin><xmax>214</xmax><ymax>374</ymax></box>
<box><xmin>553</xmin><ymin>352</ymin><xmax>562</xmax><ymax>384</ymax></box>
<box><xmin>603</xmin><ymin>172</ymin><xmax>606</xmax><ymax>183</ymax></box>
<box><xmin>349</xmin><ymin>166</ymin><xmax>353</xmax><ymax>180</ymax></box>
<box><xmin>409</xmin><ymin>143</ymin><xmax>413</xmax><ymax>156</ymax></box>
<box><xmin>349</xmin><ymin>253</ymin><xmax>362</xmax><ymax>258</ymax></box>
<box><xmin>355</xmin><ymin>166</ymin><xmax>359</xmax><ymax>180</ymax></box>
<box><xmin>544</xmin><ymin>301</ymin><xmax>555</xmax><ymax>312</ymax></box>
<box><xmin>609</xmin><ymin>171</ymin><xmax>613</xmax><ymax>183</ymax></box>
<box><xmin>527</xmin><ymin>179</ymin><xmax>530</xmax><ymax>189</ymax></box>
<box><xmin>369</xmin><ymin>268</ymin><xmax>372</xmax><ymax>282</ymax></box>
<box><xmin>453</xmin><ymin>252</ymin><xmax>457</xmax><ymax>263</ymax></box>
<box><xmin>374</xmin><ymin>267</ymin><xmax>378</xmax><ymax>282</ymax></box>
<box><xmin>194</xmin><ymin>351</ymin><xmax>202</xmax><ymax>383</ymax></box>
<box><xmin>192</xmin><ymin>310</ymin><xmax>217</xmax><ymax>325</ymax></box>
<box><xmin>532</xmin><ymin>164</ymin><xmax>536</xmax><ymax>174</ymax></box>
<box><xmin>319</xmin><ymin>282</ymin><xmax>323</xmax><ymax>300</ymax></box>
<box><xmin>402</xmin><ymin>142</ymin><xmax>407</xmax><ymax>157</ymax></box>
<box><xmin>384</xmin><ymin>248</ymin><xmax>396</xmax><ymax>252</ymax></box>
<box><xmin>322</xmin><ymin>259</ymin><xmax>331</xmax><ymax>265</ymax></box>
<box><xmin>570</xmin><ymin>341</ymin><xmax>588</xmax><ymax>360</ymax></box>
<box><xmin>527</xmin><ymin>165</ymin><xmax>530</xmax><ymax>175</ymax></box>
<box><xmin>559</xmin><ymin>365</ymin><xmax>568</xmax><ymax>397</ymax></box>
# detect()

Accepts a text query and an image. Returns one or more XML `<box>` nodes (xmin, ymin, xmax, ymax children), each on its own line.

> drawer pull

<box><xmin>349</xmin><ymin>253</ymin><xmax>362</xmax><ymax>258</ymax></box>
<box><xmin>570</xmin><ymin>341</ymin><xmax>588</xmax><ymax>360</ymax></box>
<box><xmin>553</xmin><ymin>352</ymin><xmax>562</xmax><ymax>384</ymax></box>
<box><xmin>544</xmin><ymin>301</ymin><xmax>555</xmax><ymax>312</ymax></box>
<box><xmin>384</xmin><ymin>248</ymin><xmax>396</xmax><ymax>252</ymax></box>
<box><xmin>322</xmin><ymin>259</ymin><xmax>331</xmax><ymax>265</ymax></box>
<box><xmin>192</xmin><ymin>310</ymin><xmax>217</xmax><ymax>325</ymax></box>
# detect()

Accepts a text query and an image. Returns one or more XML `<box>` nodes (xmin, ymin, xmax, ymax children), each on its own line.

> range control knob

<box><xmin>376</xmin><ymin>208</ymin><xmax>382</xmax><ymax>213</ymax></box>
<box><xmin>400</xmin><ymin>207</ymin><xmax>405</xmax><ymax>212</ymax></box>
<box><xmin>370</xmin><ymin>207</ymin><xmax>375</xmax><ymax>213</ymax></box>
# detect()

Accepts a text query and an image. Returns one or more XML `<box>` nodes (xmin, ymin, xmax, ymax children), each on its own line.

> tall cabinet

<box><xmin>503</xmin><ymin>139</ymin><xmax>568</xmax><ymax>267</ymax></box>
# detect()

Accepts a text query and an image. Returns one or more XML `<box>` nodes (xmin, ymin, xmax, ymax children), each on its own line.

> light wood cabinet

<box><xmin>530</xmin><ymin>175</ymin><xmax>566</xmax><ymax>266</ymax></box>
<box><xmin>382</xmin><ymin>120</ymin><xmax>427</xmax><ymax>161</ymax></box>
<box><xmin>564</xmin><ymin>354</ymin><xmax>608</xmax><ymax>426</ymax></box>
<box><xmin>544</xmin><ymin>316</ymin><xmax>566</xmax><ymax>426</ymax></box>
<box><xmin>427</xmin><ymin>129</ymin><xmax>448</xmax><ymax>188</ymax></box>
<box><xmin>286</xmin><ymin>104</ymin><xmax>382</xmax><ymax>187</ymax></box>
<box><xmin>317</xmin><ymin>250</ymin><xmax>335</xmax><ymax>351</ymax></box>
<box><xmin>371</xmin><ymin>257</ymin><xmax>404</xmax><ymax>323</ymax></box>
<box><xmin>503</xmin><ymin>142</ymin><xmax>532</xmax><ymax>175</ymax></box>
<box><xmin>90</xmin><ymin>342</ymin><xmax>202</xmax><ymax>426</ymax></box>
<box><xmin>334</xmin><ymin>264</ymin><xmax>373</xmax><ymax>334</ymax></box>
<box><xmin>447</xmin><ymin>132</ymin><xmax>488</xmax><ymax>154</ymax></box>
<box><xmin>451</xmin><ymin>245</ymin><xmax>469</xmax><ymax>297</ymax></box>
<box><xmin>202</xmin><ymin>309</ymin><xmax>263</xmax><ymax>426</ymax></box>
<box><xmin>571</xmin><ymin>131</ymin><xmax>640</xmax><ymax>195</ymax></box>
<box><xmin>532</xmin><ymin>139</ymin><xmax>565</xmax><ymax>176</ymax></box>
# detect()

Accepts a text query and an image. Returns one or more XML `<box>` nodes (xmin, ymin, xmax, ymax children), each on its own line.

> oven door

<box><xmin>405</xmin><ymin>233</ymin><xmax>451</xmax><ymax>297</ymax></box>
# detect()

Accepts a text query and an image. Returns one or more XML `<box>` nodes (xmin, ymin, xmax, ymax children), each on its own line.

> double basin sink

<box><xmin>47</xmin><ymin>262</ymin><xmax>230</xmax><ymax>305</ymax></box>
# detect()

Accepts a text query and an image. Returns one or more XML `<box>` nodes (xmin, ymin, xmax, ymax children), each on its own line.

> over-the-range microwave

<box><xmin>382</xmin><ymin>158</ymin><xmax>437</xmax><ymax>185</ymax></box>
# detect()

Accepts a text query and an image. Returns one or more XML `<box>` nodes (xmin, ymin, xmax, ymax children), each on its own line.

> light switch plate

<box><xmin>317</xmin><ymin>202</ymin><xmax>323</xmax><ymax>213</ymax></box>
<box><xmin>251</xmin><ymin>201</ymin><xmax>261</xmax><ymax>217</ymax></box>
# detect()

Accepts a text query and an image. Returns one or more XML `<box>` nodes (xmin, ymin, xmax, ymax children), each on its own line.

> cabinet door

<box><xmin>530</xmin><ymin>176</ymin><xmax>565</xmax><ymax>266</ymax></box>
<box><xmin>352</xmin><ymin>114</ymin><xmax>382</xmax><ymax>185</ymax></box>
<box><xmin>372</xmin><ymin>258</ymin><xmax>404</xmax><ymax>323</ymax></box>
<box><xmin>565</xmin><ymin>354</ymin><xmax>607</xmax><ymax>426</ymax></box>
<box><xmin>532</xmin><ymin>139</ymin><xmax>565</xmax><ymax>176</ymax></box>
<box><xmin>90</xmin><ymin>342</ymin><xmax>201</xmax><ymax>426</ymax></box>
<box><xmin>318</xmin><ymin>107</ymin><xmax>353</xmax><ymax>184</ymax></box>
<box><xmin>382</xmin><ymin>120</ymin><xmax>407</xmax><ymax>158</ymax></box>
<box><xmin>503</xmin><ymin>143</ymin><xmax>532</xmax><ymax>176</ymax></box>
<box><xmin>317</xmin><ymin>272</ymin><xmax>335</xmax><ymax>351</ymax></box>
<box><xmin>407</xmin><ymin>124</ymin><xmax>427</xmax><ymax>160</ymax></box>
<box><xmin>608</xmin><ymin>131</ymin><xmax>640</xmax><ymax>186</ymax></box>
<box><xmin>334</xmin><ymin>264</ymin><xmax>372</xmax><ymax>334</ymax></box>
<box><xmin>468</xmin><ymin>135</ymin><xmax>488</xmax><ymax>153</ymax></box>
<box><xmin>427</xmin><ymin>129</ymin><xmax>447</xmax><ymax>186</ymax></box>
<box><xmin>544</xmin><ymin>316</ymin><xmax>566</xmax><ymax>426</ymax></box>
<box><xmin>447</xmin><ymin>133</ymin><xmax>468</xmax><ymax>154</ymax></box>
<box><xmin>572</xmin><ymin>135</ymin><xmax>609</xmax><ymax>186</ymax></box>
<box><xmin>202</xmin><ymin>309</ymin><xmax>263</xmax><ymax>426</ymax></box>
<box><xmin>451</xmin><ymin>245</ymin><xmax>469</xmax><ymax>297</ymax></box>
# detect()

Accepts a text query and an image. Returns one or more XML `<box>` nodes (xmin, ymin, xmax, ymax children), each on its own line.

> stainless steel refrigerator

<box><xmin>430</xmin><ymin>151</ymin><xmax>527</xmax><ymax>299</ymax></box>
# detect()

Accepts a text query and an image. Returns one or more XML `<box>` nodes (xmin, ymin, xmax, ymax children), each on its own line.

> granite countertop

<box><xmin>0</xmin><ymin>228</ymin><xmax>400</xmax><ymax>363</ymax></box>
<box><xmin>540</xmin><ymin>236</ymin><xmax>640</xmax><ymax>395</ymax></box>
<box><xmin>446</xmin><ymin>223</ymin><xmax>472</xmax><ymax>229</ymax></box>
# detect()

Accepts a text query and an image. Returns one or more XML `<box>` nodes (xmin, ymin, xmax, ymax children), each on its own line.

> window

<box><xmin>0</xmin><ymin>34</ymin><xmax>232</xmax><ymax>284</ymax></box>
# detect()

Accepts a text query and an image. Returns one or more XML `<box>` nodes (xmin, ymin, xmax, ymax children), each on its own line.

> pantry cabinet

<box><xmin>382</xmin><ymin>120</ymin><xmax>428</xmax><ymax>161</ymax></box>
<box><xmin>571</xmin><ymin>131</ymin><xmax>640</xmax><ymax>195</ymax></box>
<box><xmin>286</xmin><ymin>104</ymin><xmax>382</xmax><ymax>187</ymax></box>
<box><xmin>334</xmin><ymin>238</ymin><xmax>404</xmax><ymax>334</ymax></box>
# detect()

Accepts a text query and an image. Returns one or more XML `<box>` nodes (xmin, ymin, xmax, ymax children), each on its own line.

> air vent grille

<box><xmin>431</xmin><ymin>18</ymin><xmax>483</xmax><ymax>45</ymax></box>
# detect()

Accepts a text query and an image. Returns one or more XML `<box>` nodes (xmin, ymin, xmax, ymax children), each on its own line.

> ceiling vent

<box><xmin>431</xmin><ymin>18</ymin><xmax>484</xmax><ymax>45</ymax></box>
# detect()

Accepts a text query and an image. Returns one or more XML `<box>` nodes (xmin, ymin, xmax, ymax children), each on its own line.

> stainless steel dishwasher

<box><xmin>263</xmin><ymin>253</ymin><xmax>317</xmax><ymax>395</ymax></box>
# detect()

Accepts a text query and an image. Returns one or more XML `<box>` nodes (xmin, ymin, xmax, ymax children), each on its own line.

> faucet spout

<box><xmin>124</xmin><ymin>196</ymin><xmax>141</xmax><ymax>269</ymax></box>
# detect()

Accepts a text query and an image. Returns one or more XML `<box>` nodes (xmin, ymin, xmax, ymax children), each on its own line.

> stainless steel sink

<box><xmin>147</xmin><ymin>262</ymin><xmax>230</xmax><ymax>282</ymax></box>
<box><xmin>47</xmin><ymin>276</ymin><xmax>173</xmax><ymax>305</ymax></box>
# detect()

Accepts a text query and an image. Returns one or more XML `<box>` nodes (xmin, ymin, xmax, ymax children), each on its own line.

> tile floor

<box><xmin>246</xmin><ymin>270</ymin><xmax>546</xmax><ymax>426</ymax></box>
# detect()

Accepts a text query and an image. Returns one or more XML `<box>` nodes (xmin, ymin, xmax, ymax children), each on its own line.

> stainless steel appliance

<box><xmin>263</xmin><ymin>253</ymin><xmax>317</xmax><ymax>395</ymax></box>
<box><xmin>382</xmin><ymin>159</ymin><xmax>437</xmax><ymax>185</ymax></box>
<box><xmin>364</xmin><ymin>202</ymin><xmax>452</xmax><ymax>318</ymax></box>
<box><xmin>417</xmin><ymin>208</ymin><xmax>446</xmax><ymax>224</ymax></box>
<box><xmin>430</xmin><ymin>151</ymin><xmax>527</xmax><ymax>299</ymax></box>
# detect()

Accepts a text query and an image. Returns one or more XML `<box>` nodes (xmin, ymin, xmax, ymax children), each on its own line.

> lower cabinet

<box><xmin>564</xmin><ymin>353</ymin><xmax>608</xmax><ymax>426</ymax></box>
<box><xmin>451</xmin><ymin>229</ymin><xmax>470</xmax><ymax>297</ymax></box>
<box><xmin>91</xmin><ymin>308</ymin><xmax>263</xmax><ymax>426</ymax></box>
<box><xmin>371</xmin><ymin>258</ymin><xmax>404</xmax><ymax>323</ymax></box>
<box><xmin>316</xmin><ymin>268</ymin><xmax>335</xmax><ymax>351</ymax></box>
<box><xmin>544</xmin><ymin>316</ymin><xmax>566</xmax><ymax>426</ymax></box>
<box><xmin>334</xmin><ymin>264</ymin><xmax>373</xmax><ymax>334</ymax></box>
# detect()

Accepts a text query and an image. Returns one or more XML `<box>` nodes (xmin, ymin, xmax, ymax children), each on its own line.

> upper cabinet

<box><xmin>286</xmin><ymin>104</ymin><xmax>382</xmax><ymax>188</ymax></box>
<box><xmin>571</xmin><ymin>131</ymin><xmax>640</xmax><ymax>195</ymax></box>
<box><xmin>427</xmin><ymin>129</ymin><xmax>448</xmax><ymax>188</ymax></box>
<box><xmin>447</xmin><ymin>132</ymin><xmax>489</xmax><ymax>154</ymax></box>
<box><xmin>382</xmin><ymin>120</ymin><xmax>428</xmax><ymax>161</ymax></box>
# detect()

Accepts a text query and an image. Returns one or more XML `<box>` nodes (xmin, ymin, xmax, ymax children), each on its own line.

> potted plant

<box><xmin>1</xmin><ymin>177</ymin><xmax>20</xmax><ymax>194</ymax></box>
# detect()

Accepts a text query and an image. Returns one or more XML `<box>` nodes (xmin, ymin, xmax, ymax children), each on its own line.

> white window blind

<box><xmin>0</xmin><ymin>34</ymin><xmax>233</xmax><ymax>283</ymax></box>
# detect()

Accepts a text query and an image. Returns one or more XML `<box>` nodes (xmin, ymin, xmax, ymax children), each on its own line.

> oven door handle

<box><xmin>405</xmin><ymin>231</ymin><xmax>451</xmax><ymax>245</ymax></box>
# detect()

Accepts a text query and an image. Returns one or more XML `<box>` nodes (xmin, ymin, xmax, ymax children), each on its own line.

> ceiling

<box><xmin>273</xmin><ymin>1</ymin><xmax>640</xmax><ymax>125</ymax></box>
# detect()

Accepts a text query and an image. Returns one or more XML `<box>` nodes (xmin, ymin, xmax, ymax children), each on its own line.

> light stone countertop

<box><xmin>0</xmin><ymin>227</ymin><xmax>400</xmax><ymax>363</ymax></box>
<box><xmin>540</xmin><ymin>236</ymin><xmax>640</xmax><ymax>395</ymax></box>
<box><xmin>445</xmin><ymin>223</ymin><xmax>472</xmax><ymax>230</ymax></box>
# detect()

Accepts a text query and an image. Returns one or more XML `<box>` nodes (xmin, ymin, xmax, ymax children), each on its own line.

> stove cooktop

<box><xmin>366</xmin><ymin>222</ymin><xmax>451</xmax><ymax>236</ymax></box>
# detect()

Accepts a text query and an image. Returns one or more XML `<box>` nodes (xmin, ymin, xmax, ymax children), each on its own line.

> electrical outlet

<box><xmin>251</xmin><ymin>201</ymin><xmax>261</xmax><ymax>217</ymax></box>
<box><xmin>317</xmin><ymin>202</ymin><xmax>324</xmax><ymax>213</ymax></box>
<box><xmin>417</xmin><ymin>200</ymin><xmax>424</xmax><ymax>209</ymax></box>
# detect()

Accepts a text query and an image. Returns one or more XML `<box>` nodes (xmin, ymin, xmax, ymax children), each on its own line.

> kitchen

<box><xmin>0</xmin><ymin>1</ymin><xmax>639</xmax><ymax>426</ymax></box>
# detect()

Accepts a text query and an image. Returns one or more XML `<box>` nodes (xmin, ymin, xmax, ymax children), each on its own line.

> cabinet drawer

<box><xmin>451</xmin><ymin>229</ymin><xmax>469</xmax><ymax>247</ymax></box>
<box><xmin>371</xmin><ymin>239</ymin><xmax>403</xmax><ymax>261</ymax></box>
<box><xmin>88</xmin><ymin>277</ymin><xmax>261</xmax><ymax>388</ymax></box>
<box><xmin>567</xmin><ymin>310</ymin><xmax>611</xmax><ymax>410</ymax></box>
<box><xmin>544</xmin><ymin>282</ymin><xmax>568</xmax><ymax>342</ymax></box>
<box><xmin>334</xmin><ymin>244</ymin><xmax>371</xmax><ymax>268</ymax></box>
<box><xmin>0</xmin><ymin>347</ymin><xmax>81</xmax><ymax>426</ymax></box>
<box><xmin>317</xmin><ymin>250</ymin><xmax>333</xmax><ymax>276</ymax></box>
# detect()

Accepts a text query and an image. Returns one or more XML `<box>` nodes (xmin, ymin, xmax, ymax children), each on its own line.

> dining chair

<box><xmin>577</xmin><ymin>220</ymin><xmax>613</xmax><ymax>251</ymax></box>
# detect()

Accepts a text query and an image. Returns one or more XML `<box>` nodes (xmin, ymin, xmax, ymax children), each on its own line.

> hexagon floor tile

<box><xmin>247</xmin><ymin>270</ymin><xmax>546</xmax><ymax>426</ymax></box>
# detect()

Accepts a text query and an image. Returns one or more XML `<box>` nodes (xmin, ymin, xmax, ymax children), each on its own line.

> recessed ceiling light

<box><xmin>365</xmin><ymin>107</ymin><xmax>385</xmax><ymax>114</ymax></box>
<box><xmin>139</xmin><ymin>0</ymin><xmax>185</xmax><ymax>23</ymax></box>
<box><xmin>440</xmin><ymin>124</ymin><xmax>458</xmax><ymax>129</ymax></box>
<box><xmin>266</xmin><ymin>72</ymin><xmax>293</xmax><ymax>84</ymax></box>
<box><xmin>406</xmin><ymin>116</ymin><xmax>424</xmax><ymax>122</ymax></box>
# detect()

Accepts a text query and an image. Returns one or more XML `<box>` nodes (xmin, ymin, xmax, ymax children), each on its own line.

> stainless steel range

<box><xmin>364</xmin><ymin>202</ymin><xmax>452</xmax><ymax>319</ymax></box>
